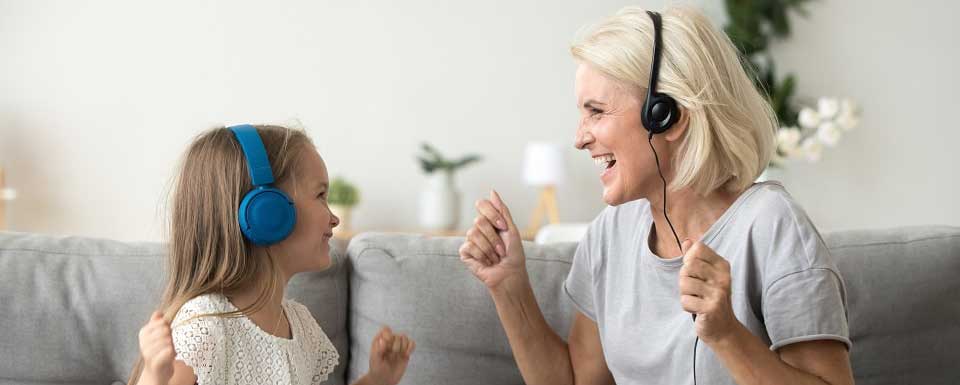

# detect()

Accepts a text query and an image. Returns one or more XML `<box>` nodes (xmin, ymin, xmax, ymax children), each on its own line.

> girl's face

<box><xmin>273</xmin><ymin>147</ymin><xmax>339</xmax><ymax>274</ymax></box>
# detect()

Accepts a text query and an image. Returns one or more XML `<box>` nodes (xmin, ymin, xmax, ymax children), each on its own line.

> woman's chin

<box><xmin>603</xmin><ymin>189</ymin><xmax>646</xmax><ymax>207</ymax></box>
<box><xmin>601</xmin><ymin>186</ymin><xmax>625</xmax><ymax>206</ymax></box>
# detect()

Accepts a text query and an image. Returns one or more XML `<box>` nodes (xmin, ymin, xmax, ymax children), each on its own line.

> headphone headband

<box><xmin>228</xmin><ymin>124</ymin><xmax>275</xmax><ymax>187</ymax></box>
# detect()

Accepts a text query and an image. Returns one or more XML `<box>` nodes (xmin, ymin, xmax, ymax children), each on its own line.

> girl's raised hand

<box><xmin>137</xmin><ymin>311</ymin><xmax>175</xmax><ymax>384</ymax></box>
<box><xmin>365</xmin><ymin>326</ymin><xmax>415</xmax><ymax>385</ymax></box>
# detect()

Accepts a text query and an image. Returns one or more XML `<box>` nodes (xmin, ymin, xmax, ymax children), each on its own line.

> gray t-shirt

<box><xmin>564</xmin><ymin>181</ymin><xmax>850</xmax><ymax>385</ymax></box>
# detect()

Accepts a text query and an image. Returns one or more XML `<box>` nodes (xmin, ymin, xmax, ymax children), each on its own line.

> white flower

<box><xmin>800</xmin><ymin>137</ymin><xmax>823</xmax><ymax>162</ymax></box>
<box><xmin>798</xmin><ymin>107</ymin><xmax>820</xmax><ymax>130</ymax></box>
<box><xmin>836</xmin><ymin>99</ymin><xmax>860</xmax><ymax>131</ymax></box>
<box><xmin>776</xmin><ymin>127</ymin><xmax>802</xmax><ymax>156</ymax></box>
<box><xmin>836</xmin><ymin>113</ymin><xmax>859</xmax><ymax>131</ymax></box>
<box><xmin>818</xmin><ymin>97</ymin><xmax>840</xmax><ymax>120</ymax></box>
<box><xmin>817</xmin><ymin>121</ymin><xmax>842</xmax><ymax>147</ymax></box>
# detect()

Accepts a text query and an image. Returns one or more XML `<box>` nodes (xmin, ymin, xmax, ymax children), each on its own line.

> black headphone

<box><xmin>641</xmin><ymin>11</ymin><xmax>680</xmax><ymax>135</ymax></box>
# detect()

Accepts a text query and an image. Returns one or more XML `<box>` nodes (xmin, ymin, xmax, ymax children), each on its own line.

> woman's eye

<box><xmin>317</xmin><ymin>192</ymin><xmax>327</xmax><ymax>199</ymax></box>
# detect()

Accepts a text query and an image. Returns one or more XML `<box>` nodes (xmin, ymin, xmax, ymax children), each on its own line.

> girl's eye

<box><xmin>317</xmin><ymin>191</ymin><xmax>327</xmax><ymax>199</ymax></box>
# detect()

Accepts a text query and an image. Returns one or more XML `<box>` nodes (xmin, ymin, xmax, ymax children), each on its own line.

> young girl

<box><xmin>130</xmin><ymin>125</ymin><xmax>415</xmax><ymax>385</ymax></box>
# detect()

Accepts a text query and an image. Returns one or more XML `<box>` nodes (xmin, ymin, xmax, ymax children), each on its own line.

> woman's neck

<box><xmin>647</xmin><ymin>185</ymin><xmax>742</xmax><ymax>259</ymax></box>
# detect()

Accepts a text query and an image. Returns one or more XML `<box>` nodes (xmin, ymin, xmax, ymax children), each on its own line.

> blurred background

<box><xmin>0</xmin><ymin>0</ymin><xmax>957</xmax><ymax>242</ymax></box>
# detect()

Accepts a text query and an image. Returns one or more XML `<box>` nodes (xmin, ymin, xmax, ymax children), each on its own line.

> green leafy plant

<box><xmin>328</xmin><ymin>177</ymin><xmax>359</xmax><ymax>207</ymax></box>
<box><xmin>416</xmin><ymin>143</ymin><xmax>482</xmax><ymax>174</ymax></box>
<box><xmin>723</xmin><ymin>0</ymin><xmax>814</xmax><ymax>127</ymax></box>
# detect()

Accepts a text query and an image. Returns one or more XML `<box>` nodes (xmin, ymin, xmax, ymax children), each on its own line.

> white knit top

<box><xmin>171</xmin><ymin>293</ymin><xmax>339</xmax><ymax>385</ymax></box>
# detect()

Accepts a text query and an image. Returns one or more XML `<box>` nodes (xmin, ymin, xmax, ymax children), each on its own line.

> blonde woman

<box><xmin>131</xmin><ymin>125</ymin><xmax>415</xmax><ymax>385</ymax></box>
<box><xmin>460</xmin><ymin>6</ymin><xmax>854</xmax><ymax>385</ymax></box>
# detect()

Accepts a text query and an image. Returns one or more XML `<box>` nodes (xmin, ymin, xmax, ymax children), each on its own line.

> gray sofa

<box><xmin>1</xmin><ymin>226</ymin><xmax>958</xmax><ymax>385</ymax></box>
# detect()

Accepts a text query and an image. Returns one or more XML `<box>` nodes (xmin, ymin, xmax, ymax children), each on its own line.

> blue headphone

<box><xmin>228</xmin><ymin>125</ymin><xmax>296</xmax><ymax>246</ymax></box>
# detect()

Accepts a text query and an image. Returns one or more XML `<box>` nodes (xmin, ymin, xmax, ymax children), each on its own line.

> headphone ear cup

<box><xmin>642</xmin><ymin>94</ymin><xmax>679</xmax><ymax>135</ymax></box>
<box><xmin>237</xmin><ymin>187</ymin><xmax>296</xmax><ymax>246</ymax></box>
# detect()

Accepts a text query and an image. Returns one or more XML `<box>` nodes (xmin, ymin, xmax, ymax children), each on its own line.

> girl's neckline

<box><xmin>215</xmin><ymin>293</ymin><xmax>297</xmax><ymax>343</ymax></box>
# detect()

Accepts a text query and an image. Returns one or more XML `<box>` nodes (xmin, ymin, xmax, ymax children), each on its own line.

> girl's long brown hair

<box><xmin>128</xmin><ymin>125</ymin><xmax>313</xmax><ymax>384</ymax></box>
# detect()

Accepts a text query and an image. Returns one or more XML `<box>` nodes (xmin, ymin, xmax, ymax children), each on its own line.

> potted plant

<box><xmin>416</xmin><ymin>143</ymin><xmax>481</xmax><ymax>231</ymax></box>
<box><xmin>328</xmin><ymin>176</ymin><xmax>359</xmax><ymax>236</ymax></box>
<box><xmin>723</xmin><ymin>0</ymin><xmax>862</xmax><ymax>180</ymax></box>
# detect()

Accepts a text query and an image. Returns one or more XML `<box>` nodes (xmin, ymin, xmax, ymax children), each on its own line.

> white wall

<box><xmin>0</xmin><ymin>0</ymin><xmax>955</xmax><ymax>242</ymax></box>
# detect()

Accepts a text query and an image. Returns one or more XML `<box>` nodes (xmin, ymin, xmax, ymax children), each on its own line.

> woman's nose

<box><xmin>575</xmin><ymin>126</ymin><xmax>594</xmax><ymax>150</ymax></box>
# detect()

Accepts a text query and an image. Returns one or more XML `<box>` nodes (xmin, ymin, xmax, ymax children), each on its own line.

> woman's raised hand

<box><xmin>459</xmin><ymin>190</ymin><xmax>527</xmax><ymax>291</ymax></box>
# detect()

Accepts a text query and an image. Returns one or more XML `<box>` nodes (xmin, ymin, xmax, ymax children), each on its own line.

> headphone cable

<box><xmin>648</xmin><ymin>132</ymin><xmax>698</xmax><ymax>385</ymax></box>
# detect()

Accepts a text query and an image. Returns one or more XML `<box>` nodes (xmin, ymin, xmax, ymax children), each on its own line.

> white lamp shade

<box><xmin>523</xmin><ymin>142</ymin><xmax>565</xmax><ymax>186</ymax></box>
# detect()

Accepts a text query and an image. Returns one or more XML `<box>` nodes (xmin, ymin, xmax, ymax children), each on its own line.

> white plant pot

<box><xmin>419</xmin><ymin>171</ymin><xmax>461</xmax><ymax>231</ymax></box>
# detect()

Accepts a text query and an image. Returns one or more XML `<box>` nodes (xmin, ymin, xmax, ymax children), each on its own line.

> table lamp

<box><xmin>522</xmin><ymin>142</ymin><xmax>565</xmax><ymax>239</ymax></box>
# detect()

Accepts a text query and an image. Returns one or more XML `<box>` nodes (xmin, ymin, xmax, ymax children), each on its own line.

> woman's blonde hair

<box><xmin>571</xmin><ymin>5</ymin><xmax>777</xmax><ymax>195</ymax></box>
<box><xmin>128</xmin><ymin>125</ymin><xmax>314</xmax><ymax>384</ymax></box>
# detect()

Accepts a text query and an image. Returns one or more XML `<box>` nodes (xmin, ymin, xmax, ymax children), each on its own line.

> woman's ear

<box><xmin>664</xmin><ymin>107</ymin><xmax>689</xmax><ymax>142</ymax></box>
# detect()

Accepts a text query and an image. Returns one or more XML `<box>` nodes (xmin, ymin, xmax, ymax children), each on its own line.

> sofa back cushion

<box><xmin>0</xmin><ymin>232</ymin><xmax>350</xmax><ymax>385</ymax></box>
<box><xmin>346</xmin><ymin>233</ymin><xmax>578</xmax><ymax>385</ymax></box>
<box><xmin>823</xmin><ymin>226</ymin><xmax>960</xmax><ymax>385</ymax></box>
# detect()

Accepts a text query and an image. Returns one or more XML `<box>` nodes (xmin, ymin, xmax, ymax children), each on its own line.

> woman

<box><xmin>459</xmin><ymin>6</ymin><xmax>854</xmax><ymax>385</ymax></box>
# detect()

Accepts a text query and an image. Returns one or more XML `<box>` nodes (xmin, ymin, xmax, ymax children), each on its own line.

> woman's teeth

<box><xmin>593</xmin><ymin>154</ymin><xmax>616</xmax><ymax>170</ymax></box>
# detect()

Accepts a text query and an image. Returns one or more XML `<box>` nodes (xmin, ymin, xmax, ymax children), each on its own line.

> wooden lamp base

<box><xmin>523</xmin><ymin>185</ymin><xmax>559</xmax><ymax>240</ymax></box>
